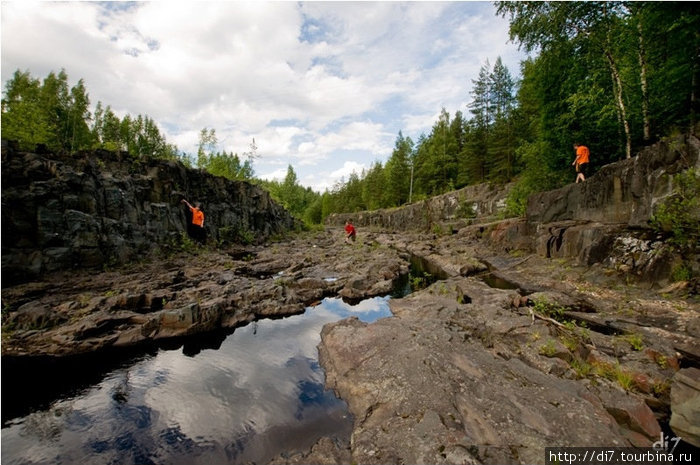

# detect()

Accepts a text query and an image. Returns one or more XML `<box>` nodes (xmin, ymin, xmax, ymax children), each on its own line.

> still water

<box><xmin>1</xmin><ymin>296</ymin><xmax>393</xmax><ymax>465</ymax></box>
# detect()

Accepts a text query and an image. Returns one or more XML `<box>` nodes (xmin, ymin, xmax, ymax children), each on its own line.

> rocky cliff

<box><xmin>1</xmin><ymin>140</ymin><xmax>297</xmax><ymax>285</ymax></box>
<box><xmin>2</xmin><ymin>136</ymin><xmax>698</xmax><ymax>464</ymax></box>
<box><xmin>500</xmin><ymin>134</ymin><xmax>700</xmax><ymax>284</ymax></box>
<box><xmin>295</xmin><ymin>135</ymin><xmax>700</xmax><ymax>465</ymax></box>
<box><xmin>526</xmin><ymin>135</ymin><xmax>700</xmax><ymax>226</ymax></box>
<box><xmin>326</xmin><ymin>182</ymin><xmax>512</xmax><ymax>231</ymax></box>
<box><xmin>329</xmin><ymin>134</ymin><xmax>700</xmax><ymax>285</ymax></box>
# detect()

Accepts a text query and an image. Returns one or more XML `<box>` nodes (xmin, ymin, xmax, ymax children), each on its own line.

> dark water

<box><xmin>1</xmin><ymin>296</ymin><xmax>393</xmax><ymax>465</ymax></box>
<box><xmin>480</xmin><ymin>272</ymin><xmax>519</xmax><ymax>290</ymax></box>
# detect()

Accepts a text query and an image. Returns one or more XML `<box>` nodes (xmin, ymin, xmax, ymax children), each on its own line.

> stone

<box><xmin>327</xmin><ymin>182</ymin><xmax>512</xmax><ymax>231</ymax></box>
<box><xmin>594</xmin><ymin>384</ymin><xmax>661</xmax><ymax>441</ymax></box>
<box><xmin>1</xmin><ymin>229</ymin><xmax>410</xmax><ymax>358</ymax></box>
<box><xmin>2</xmin><ymin>134</ymin><xmax>698</xmax><ymax>464</ymax></box>
<box><xmin>526</xmin><ymin>134</ymin><xmax>698</xmax><ymax>227</ymax></box>
<box><xmin>670</xmin><ymin>367</ymin><xmax>700</xmax><ymax>447</ymax></box>
<box><xmin>319</xmin><ymin>279</ymin><xmax>641</xmax><ymax>464</ymax></box>
<box><xmin>7</xmin><ymin>301</ymin><xmax>65</xmax><ymax>330</ymax></box>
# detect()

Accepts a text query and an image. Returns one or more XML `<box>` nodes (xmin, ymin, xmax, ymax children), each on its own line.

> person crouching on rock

<box><xmin>182</xmin><ymin>198</ymin><xmax>206</xmax><ymax>244</ymax></box>
<box><xmin>344</xmin><ymin>219</ymin><xmax>356</xmax><ymax>244</ymax></box>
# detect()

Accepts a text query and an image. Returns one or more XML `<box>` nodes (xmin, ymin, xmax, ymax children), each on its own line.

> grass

<box><xmin>652</xmin><ymin>379</ymin><xmax>672</xmax><ymax>397</ymax></box>
<box><xmin>592</xmin><ymin>360</ymin><xmax>636</xmax><ymax>391</ymax></box>
<box><xmin>532</xmin><ymin>297</ymin><xmax>565</xmax><ymax>320</ymax></box>
<box><xmin>570</xmin><ymin>358</ymin><xmax>593</xmax><ymax>378</ymax></box>
<box><xmin>560</xmin><ymin>333</ymin><xmax>579</xmax><ymax>353</ymax></box>
<box><xmin>539</xmin><ymin>339</ymin><xmax>558</xmax><ymax>357</ymax></box>
<box><xmin>618</xmin><ymin>333</ymin><xmax>644</xmax><ymax>351</ymax></box>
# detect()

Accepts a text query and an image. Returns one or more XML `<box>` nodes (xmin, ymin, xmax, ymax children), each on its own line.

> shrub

<box><xmin>651</xmin><ymin>169</ymin><xmax>700</xmax><ymax>250</ymax></box>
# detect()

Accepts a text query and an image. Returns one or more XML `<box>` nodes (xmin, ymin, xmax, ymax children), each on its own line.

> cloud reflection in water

<box><xmin>1</xmin><ymin>296</ymin><xmax>392</xmax><ymax>465</ymax></box>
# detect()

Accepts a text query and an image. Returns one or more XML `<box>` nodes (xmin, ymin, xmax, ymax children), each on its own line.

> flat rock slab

<box><xmin>319</xmin><ymin>283</ymin><xmax>637</xmax><ymax>465</ymax></box>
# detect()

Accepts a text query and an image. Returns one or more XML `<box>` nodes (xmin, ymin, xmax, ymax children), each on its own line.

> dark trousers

<box><xmin>188</xmin><ymin>224</ymin><xmax>206</xmax><ymax>244</ymax></box>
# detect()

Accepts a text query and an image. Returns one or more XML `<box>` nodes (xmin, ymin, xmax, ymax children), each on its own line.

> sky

<box><xmin>1</xmin><ymin>1</ymin><xmax>527</xmax><ymax>192</ymax></box>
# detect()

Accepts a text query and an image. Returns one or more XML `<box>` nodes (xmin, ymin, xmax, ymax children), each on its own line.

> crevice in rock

<box><xmin>546</xmin><ymin>226</ymin><xmax>566</xmax><ymax>258</ymax></box>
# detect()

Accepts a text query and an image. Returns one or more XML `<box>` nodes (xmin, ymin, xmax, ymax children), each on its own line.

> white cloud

<box><xmin>1</xmin><ymin>1</ymin><xmax>526</xmax><ymax>191</ymax></box>
<box><xmin>258</xmin><ymin>167</ymin><xmax>288</xmax><ymax>183</ymax></box>
<box><xmin>301</xmin><ymin>159</ymin><xmax>367</xmax><ymax>192</ymax></box>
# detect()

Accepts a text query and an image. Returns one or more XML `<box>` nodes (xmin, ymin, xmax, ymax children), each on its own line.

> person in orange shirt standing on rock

<box><xmin>182</xmin><ymin>198</ymin><xmax>206</xmax><ymax>244</ymax></box>
<box><xmin>572</xmin><ymin>142</ymin><xmax>590</xmax><ymax>183</ymax></box>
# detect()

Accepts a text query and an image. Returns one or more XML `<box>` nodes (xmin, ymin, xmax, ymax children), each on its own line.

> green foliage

<box><xmin>619</xmin><ymin>333</ymin><xmax>644</xmax><ymax>351</ymax></box>
<box><xmin>196</xmin><ymin>127</ymin><xmax>255</xmax><ymax>181</ymax></box>
<box><xmin>539</xmin><ymin>339</ymin><xmax>558</xmax><ymax>357</ymax></box>
<box><xmin>178</xmin><ymin>232</ymin><xmax>198</xmax><ymax>253</ymax></box>
<box><xmin>320</xmin><ymin>59</ymin><xmax>522</xmax><ymax>217</ymax></box>
<box><xmin>2</xmin><ymin>69</ymin><xmax>91</xmax><ymax>152</ymax></box>
<box><xmin>409</xmin><ymin>271</ymin><xmax>433</xmax><ymax>292</ymax></box>
<box><xmin>2</xmin><ymin>69</ymin><xmax>181</xmax><ymax>161</ymax></box>
<box><xmin>219</xmin><ymin>226</ymin><xmax>255</xmax><ymax>245</ymax></box>
<box><xmin>258</xmin><ymin>165</ymin><xmax>324</xmax><ymax>225</ymax></box>
<box><xmin>650</xmin><ymin>169</ymin><xmax>700</xmax><ymax>250</ymax></box>
<box><xmin>569</xmin><ymin>358</ymin><xmax>593</xmax><ymax>378</ymax></box>
<box><xmin>670</xmin><ymin>263</ymin><xmax>692</xmax><ymax>283</ymax></box>
<box><xmin>598</xmin><ymin>361</ymin><xmax>636</xmax><ymax>392</ymax></box>
<box><xmin>532</xmin><ymin>297</ymin><xmax>565</xmax><ymax>320</ymax></box>
<box><xmin>457</xmin><ymin>200</ymin><xmax>477</xmax><ymax>219</ymax></box>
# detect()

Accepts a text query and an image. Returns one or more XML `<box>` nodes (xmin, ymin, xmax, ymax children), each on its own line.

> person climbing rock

<box><xmin>572</xmin><ymin>142</ymin><xmax>590</xmax><ymax>183</ymax></box>
<box><xmin>344</xmin><ymin>219</ymin><xmax>356</xmax><ymax>244</ymax></box>
<box><xmin>182</xmin><ymin>198</ymin><xmax>206</xmax><ymax>244</ymax></box>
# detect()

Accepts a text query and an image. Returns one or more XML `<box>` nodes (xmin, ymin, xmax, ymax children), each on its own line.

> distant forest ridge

<box><xmin>2</xmin><ymin>2</ymin><xmax>698</xmax><ymax>224</ymax></box>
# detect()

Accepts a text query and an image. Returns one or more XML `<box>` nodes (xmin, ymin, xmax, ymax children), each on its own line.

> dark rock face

<box><xmin>1</xmin><ymin>140</ymin><xmax>296</xmax><ymax>284</ymax></box>
<box><xmin>527</xmin><ymin>134</ymin><xmax>700</xmax><ymax>226</ymax></box>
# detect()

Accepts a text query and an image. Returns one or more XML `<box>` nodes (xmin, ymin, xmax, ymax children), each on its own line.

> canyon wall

<box><xmin>327</xmin><ymin>134</ymin><xmax>700</xmax><ymax>283</ymax></box>
<box><xmin>1</xmin><ymin>140</ymin><xmax>297</xmax><ymax>285</ymax></box>
<box><xmin>326</xmin><ymin>182</ymin><xmax>512</xmax><ymax>231</ymax></box>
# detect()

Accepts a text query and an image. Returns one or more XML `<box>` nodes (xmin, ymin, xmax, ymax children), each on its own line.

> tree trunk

<box><xmin>692</xmin><ymin>33</ymin><xmax>699</xmax><ymax>136</ymax></box>
<box><xmin>637</xmin><ymin>20</ymin><xmax>651</xmax><ymax>141</ymax></box>
<box><xmin>605</xmin><ymin>49</ymin><xmax>632</xmax><ymax>159</ymax></box>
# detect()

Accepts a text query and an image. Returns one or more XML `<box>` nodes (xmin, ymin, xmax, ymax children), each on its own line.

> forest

<box><xmin>2</xmin><ymin>2</ymin><xmax>698</xmax><ymax>224</ymax></box>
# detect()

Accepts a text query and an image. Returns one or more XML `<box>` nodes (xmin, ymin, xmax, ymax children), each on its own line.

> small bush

<box><xmin>619</xmin><ymin>333</ymin><xmax>644</xmax><ymax>351</ymax></box>
<box><xmin>671</xmin><ymin>263</ymin><xmax>692</xmax><ymax>282</ymax></box>
<box><xmin>532</xmin><ymin>298</ymin><xmax>565</xmax><ymax>320</ymax></box>
<box><xmin>539</xmin><ymin>339</ymin><xmax>558</xmax><ymax>357</ymax></box>
<box><xmin>457</xmin><ymin>200</ymin><xmax>477</xmax><ymax>218</ymax></box>
<box><xmin>651</xmin><ymin>169</ymin><xmax>700</xmax><ymax>250</ymax></box>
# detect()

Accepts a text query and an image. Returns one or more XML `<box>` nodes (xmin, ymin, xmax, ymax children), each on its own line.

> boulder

<box><xmin>670</xmin><ymin>367</ymin><xmax>700</xmax><ymax>447</ymax></box>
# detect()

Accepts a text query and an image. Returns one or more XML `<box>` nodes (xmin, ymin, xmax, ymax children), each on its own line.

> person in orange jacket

<box><xmin>572</xmin><ymin>142</ymin><xmax>590</xmax><ymax>183</ymax></box>
<box><xmin>182</xmin><ymin>198</ymin><xmax>206</xmax><ymax>243</ymax></box>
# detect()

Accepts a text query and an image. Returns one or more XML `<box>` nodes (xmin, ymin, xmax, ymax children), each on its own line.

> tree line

<box><xmin>2</xmin><ymin>2</ymin><xmax>697</xmax><ymax>224</ymax></box>
<box><xmin>2</xmin><ymin>69</ymin><xmax>180</xmax><ymax>161</ymax></box>
<box><xmin>323</xmin><ymin>2</ymin><xmax>699</xmax><ymax>218</ymax></box>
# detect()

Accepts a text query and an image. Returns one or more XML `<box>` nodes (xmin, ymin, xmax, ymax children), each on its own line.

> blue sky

<box><xmin>1</xmin><ymin>1</ymin><xmax>527</xmax><ymax>192</ymax></box>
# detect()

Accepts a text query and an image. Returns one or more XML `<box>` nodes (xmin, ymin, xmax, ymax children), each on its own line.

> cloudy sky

<box><xmin>1</xmin><ymin>1</ymin><xmax>526</xmax><ymax>192</ymax></box>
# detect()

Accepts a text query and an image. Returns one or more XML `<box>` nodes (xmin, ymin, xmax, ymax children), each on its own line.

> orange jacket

<box><xmin>575</xmin><ymin>145</ymin><xmax>590</xmax><ymax>164</ymax></box>
<box><xmin>190</xmin><ymin>207</ymin><xmax>204</xmax><ymax>227</ymax></box>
